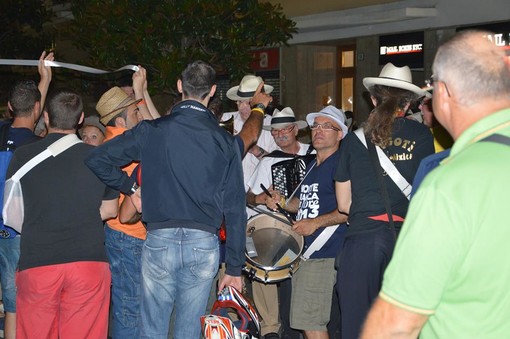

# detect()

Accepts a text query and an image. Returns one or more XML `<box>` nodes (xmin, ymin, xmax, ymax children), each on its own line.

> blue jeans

<box><xmin>140</xmin><ymin>228</ymin><xmax>219</xmax><ymax>339</ymax></box>
<box><xmin>105</xmin><ymin>225</ymin><xmax>144</xmax><ymax>339</ymax></box>
<box><xmin>0</xmin><ymin>236</ymin><xmax>20</xmax><ymax>312</ymax></box>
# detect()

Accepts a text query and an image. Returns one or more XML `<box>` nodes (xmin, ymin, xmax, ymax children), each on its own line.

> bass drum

<box><xmin>244</xmin><ymin>213</ymin><xmax>303</xmax><ymax>283</ymax></box>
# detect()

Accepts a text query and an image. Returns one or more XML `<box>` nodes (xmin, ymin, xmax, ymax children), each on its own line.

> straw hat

<box><xmin>306</xmin><ymin>105</ymin><xmax>348</xmax><ymax>138</ymax></box>
<box><xmin>363</xmin><ymin>63</ymin><xmax>430</xmax><ymax>98</ymax></box>
<box><xmin>226</xmin><ymin>75</ymin><xmax>273</xmax><ymax>101</ymax></box>
<box><xmin>262</xmin><ymin>107</ymin><xmax>307</xmax><ymax>131</ymax></box>
<box><xmin>96</xmin><ymin>86</ymin><xmax>141</xmax><ymax>125</ymax></box>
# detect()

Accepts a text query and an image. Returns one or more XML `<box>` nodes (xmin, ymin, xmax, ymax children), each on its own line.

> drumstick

<box><xmin>260</xmin><ymin>184</ymin><xmax>295</xmax><ymax>224</ymax></box>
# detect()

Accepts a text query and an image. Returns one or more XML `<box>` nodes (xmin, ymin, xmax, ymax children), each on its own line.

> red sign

<box><xmin>250</xmin><ymin>48</ymin><xmax>279</xmax><ymax>71</ymax></box>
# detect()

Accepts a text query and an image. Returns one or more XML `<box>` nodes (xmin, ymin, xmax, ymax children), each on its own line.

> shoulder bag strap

<box><xmin>366</xmin><ymin>136</ymin><xmax>396</xmax><ymax>239</ymax></box>
<box><xmin>11</xmin><ymin>134</ymin><xmax>82</xmax><ymax>181</ymax></box>
<box><xmin>0</xmin><ymin>123</ymin><xmax>12</xmax><ymax>151</ymax></box>
<box><xmin>354</xmin><ymin>128</ymin><xmax>412</xmax><ymax>200</ymax></box>
<box><xmin>480</xmin><ymin>133</ymin><xmax>510</xmax><ymax>146</ymax></box>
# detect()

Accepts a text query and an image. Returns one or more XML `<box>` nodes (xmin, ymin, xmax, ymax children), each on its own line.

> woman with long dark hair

<box><xmin>334</xmin><ymin>63</ymin><xmax>435</xmax><ymax>339</ymax></box>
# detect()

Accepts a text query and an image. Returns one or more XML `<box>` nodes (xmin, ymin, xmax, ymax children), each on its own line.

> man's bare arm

<box><xmin>361</xmin><ymin>297</ymin><xmax>428</xmax><ymax>339</ymax></box>
<box><xmin>119</xmin><ymin>196</ymin><xmax>142</xmax><ymax>224</ymax></box>
<box><xmin>335</xmin><ymin>180</ymin><xmax>351</xmax><ymax>216</ymax></box>
<box><xmin>100</xmin><ymin>198</ymin><xmax>119</xmax><ymax>220</ymax></box>
<box><xmin>37</xmin><ymin>51</ymin><xmax>54</xmax><ymax>117</ymax></box>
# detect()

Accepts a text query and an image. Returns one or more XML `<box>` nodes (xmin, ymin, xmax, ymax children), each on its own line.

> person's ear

<box><xmin>114</xmin><ymin>116</ymin><xmax>126</xmax><ymax>129</ymax></box>
<box><xmin>209</xmin><ymin>84</ymin><xmax>217</xmax><ymax>98</ymax></box>
<box><xmin>370</xmin><ymin>95</ymin><xmax>378</xmax><ymax>107</ymax></box>
<box><xmin>177</xmin><ymin>79</ymin><xmax>183</xmax><ymax>94</ymax></box>
<box><xmin>43</xmin><ymin>111</ymin><xmax>50</xmax><ymax>128</ymax></box>
<box><xmin>78</xmin><ymin>112</ymin><xmax>84</xmax><ymax>125</ymax></box>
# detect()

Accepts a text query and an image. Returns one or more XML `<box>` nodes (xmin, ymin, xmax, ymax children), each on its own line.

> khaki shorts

<box><xmin>290</xmin><ymin>258</ymin><xmax>336</xmax><ymax>331</ymax></box>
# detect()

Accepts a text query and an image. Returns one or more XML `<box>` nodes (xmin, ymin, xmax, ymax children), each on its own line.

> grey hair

<box><xmin>432</xmin><ymin>30</ymin><xmax>510</xmax><ymax>106</ymax></box>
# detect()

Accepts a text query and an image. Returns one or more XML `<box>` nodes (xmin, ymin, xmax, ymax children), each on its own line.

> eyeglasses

<box><xmin>310</xmin><ymin>123</ymin><xmax>341</xmax><ymax>132</ymax></box>
<box><xmin>425</xmin><ymin>75</ymin><xmax>451</xmax><ymax>97</ymax></box>
<box><xmin>271</xmin><ymin>124</ymin><xmax>295</xmax><ymax>135</ymax></box>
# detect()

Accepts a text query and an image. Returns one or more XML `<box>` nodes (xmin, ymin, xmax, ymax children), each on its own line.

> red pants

<box><xmin>16</xmin><ymin>261</ymin><xmax>111</xmax><ymax>339</ymax></box>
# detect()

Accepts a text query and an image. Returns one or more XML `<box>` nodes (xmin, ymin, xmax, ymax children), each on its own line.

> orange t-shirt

<box><xmin>104</xmin><ymin>126</ymin><xmax>146</xmax><ymax>240</ymax></box>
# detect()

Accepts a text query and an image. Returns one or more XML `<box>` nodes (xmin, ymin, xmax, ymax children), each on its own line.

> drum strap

<box><xmin>301</xmin><ymin>224</ymin><xmax>340</xmax><ymax>260</ymax></box>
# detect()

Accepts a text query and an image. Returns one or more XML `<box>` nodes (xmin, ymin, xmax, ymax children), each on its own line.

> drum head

<box><xmin>245</xmin><ymin>213</ymin><xmax>303</xmax><ymax>278</ymax></box>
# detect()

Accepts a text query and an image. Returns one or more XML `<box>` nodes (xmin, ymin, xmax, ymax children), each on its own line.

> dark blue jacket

<box><xmin>85</xmin><ymin>100</ymin><xmax>247</xmax><ymax>276</ymax></box>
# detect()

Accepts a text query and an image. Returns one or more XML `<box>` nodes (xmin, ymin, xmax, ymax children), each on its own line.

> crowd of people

<box><xmin>0</xmin><ymin>29</ymin><xmax>509</xmax><ymax>339</ymax></box>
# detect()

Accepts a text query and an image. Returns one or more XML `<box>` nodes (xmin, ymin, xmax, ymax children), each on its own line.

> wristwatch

<box><xmin>127</xmin><ymin>182</ymin><xmax>140</xmax><ymax>196</ymax></box>
<box><xmin>251</xmin><ymin>103</ymin><xmax>266</xmax><ymax>110</ymax></box>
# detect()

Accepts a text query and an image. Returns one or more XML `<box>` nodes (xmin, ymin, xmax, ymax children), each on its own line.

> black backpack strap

<box><xmin>480</xmin><ymin>133</ymin><xmax>510</xmax><ymax>146</ymax></box>
<box><xmin>0</xmin><ymin>123</ymin><xmax>12</xmax><ymax>151</ymax></box>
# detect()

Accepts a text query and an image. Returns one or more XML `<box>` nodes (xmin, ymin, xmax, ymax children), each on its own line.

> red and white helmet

<box><xmin>201</xmin><ymin>286</ymin><xmax>260</xmax><ymax>339</ymax></box>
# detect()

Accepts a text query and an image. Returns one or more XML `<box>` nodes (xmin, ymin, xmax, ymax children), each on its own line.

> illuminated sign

<box><xmin>250</xmin><ymin>49</ymin><xmax>279</xmax><ymax>71</ymax></box>
<box><xmin>379</xmin><ymin>32</ymin><xmax>424</xmax><ymax>68</ymax></box>
<box><xmin>380</xmin><ymin>44</ymin><xmax>423</xmax><ymax>55</ymax></box>
<box><xmin>458</xmin><ymin>22</ymin><xmax>510</xmax><ymax>51</ymax></box>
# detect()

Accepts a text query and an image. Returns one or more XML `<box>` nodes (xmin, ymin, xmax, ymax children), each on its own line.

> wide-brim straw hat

<box><xmin>363</xmin><ymin>63</ymin><xmax>431</xmax><ymax>98</ymax></box>
<box><xmin>262</xmin><ymin>107</ymin><xmax>308</xmax><ymax>130</ymax></box>
<box><xmin>96</xmin><ymin>86</ymin><xmax>142</xmax><ymax>125</ymax></box>
<box><xmin>226</xmin><ymin>75</ymin><xmax>274</xmax><ymax>101</ymax></box>
<box><xmin>306</xmin><ymin>105</ymin><xmax>348</xmax><ymax>138</ymax></box>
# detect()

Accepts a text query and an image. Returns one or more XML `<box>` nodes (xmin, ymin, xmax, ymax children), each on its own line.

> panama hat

<box><xmin>262</xmin><ymin>107</ymin><xmax>308</xmax><ymax>131</ymax></box>
<box><xmin>226</xmin><ymin>75</ymin><xmax>274</xmax><ymax>101</ymax></box>
<box><xmin>96</xmin><ymin>86</ymin><xmax>142</xmax><ymax>125</ymax></box>
<box><xmin>363</xmin><ymin>63</ymin><xmax>431</xmax><ymax>98</ymax></box>
<box><xmin>306</xmin><ymin>105</ymin><xmax>348</xmax><ymax>138</ymax></box>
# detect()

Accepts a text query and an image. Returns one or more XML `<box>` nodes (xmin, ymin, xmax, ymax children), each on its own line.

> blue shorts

<box><xmin>0</xmin><ymin>236</ymin><xmax>20</xmax><ymax>312</ymax></box>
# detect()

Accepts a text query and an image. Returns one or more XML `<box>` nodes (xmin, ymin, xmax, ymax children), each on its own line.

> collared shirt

<box><xmin>380</xmin><ymin>108</ymin><xmax>510</xmax><ymax>338</ymax></box>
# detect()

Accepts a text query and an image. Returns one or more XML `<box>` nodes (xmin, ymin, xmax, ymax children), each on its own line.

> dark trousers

<box><xmin>279</xmin><ymin>278</ymin><xmax>302</xmax><ymax>339</ymax></box>
<box><xmin>336</xmin><ymin>227</ymin><xmax>397</xmax><ymax>339</ymax></box>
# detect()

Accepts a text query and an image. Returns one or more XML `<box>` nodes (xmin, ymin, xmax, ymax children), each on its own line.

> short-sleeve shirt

<box><xmin>247</xmin><ymin>142</ymin><xmax>310</xmax><ymax>196</ymax></box>
<box><xmin>380</xmin><ymin>108</ymin><xmax>510</xmax><ymax>338</ymax></box>
<box><xmin>7</xmin><ymin>133</ymin><xmax>118</xmax><ymax>271</ymax></box>
<box><xmin>296</xmin><ymin>150</ymin><xmax>346</xmax><ymax>259</ymax></box>
<box><xmin>334</xmin><ymin>118</ymin><xmax>434</xmax><ymax>235</ymax></box>
<box><xmin>221</xmin><ymin>111</ymin><xmax>278</xmax><ymax>191</ymax></box>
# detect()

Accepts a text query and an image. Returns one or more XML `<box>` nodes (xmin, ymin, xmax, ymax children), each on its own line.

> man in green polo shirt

<box><xmin>360</xmin><ymin>30</ymin><xmax>510</xmax><ymax>338</ymax></box>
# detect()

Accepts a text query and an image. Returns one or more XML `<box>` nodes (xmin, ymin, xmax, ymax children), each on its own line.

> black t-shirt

<box><xmin>335</xmin><ymin>118</ymin><xmax>434</xmax><ymax>235</ymax></box>
<box><xmin>6</xmin><ymin>133</ymin><xmax>118</xmax><ymax>271</ymax></box>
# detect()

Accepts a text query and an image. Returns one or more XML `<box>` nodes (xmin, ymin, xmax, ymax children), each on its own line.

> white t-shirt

<box><xmin>221</xmin><ymin>111</ymin><xmax>278</xmax><ymax>192</ymax></box>
<box><xmin>246</xmin><ymin>142</ymin><xmax>310</xmax><ymax>218</ymax></box>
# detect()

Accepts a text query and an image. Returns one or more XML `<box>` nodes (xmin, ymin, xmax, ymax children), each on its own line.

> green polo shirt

<box><xmin>380</xmin><ymin>108</ymin><xmax>510</xmax><ymax>338</ymax></box>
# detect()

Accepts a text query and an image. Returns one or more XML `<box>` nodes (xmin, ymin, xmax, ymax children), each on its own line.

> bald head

<box><xmin>433</xmin><ymin>30</ymin><xmax>510</xmax><ymax>107</ymax></box>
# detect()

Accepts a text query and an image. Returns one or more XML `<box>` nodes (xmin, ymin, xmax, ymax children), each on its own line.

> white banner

<box><xmin>0</xmin><ymin>59</ymin><xmax>139</xmax><ymax>74</ymax></box>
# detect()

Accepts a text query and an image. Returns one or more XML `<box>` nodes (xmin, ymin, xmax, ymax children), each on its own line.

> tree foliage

<box><xmin>67</xmin><ymin>0</ymin><xmax>296</xmax><ymax>94</ymax></box>
<box><xmin>0</xmin><ymin>0</ymin><xmax>54</xmax><ymax>59</ymax></box>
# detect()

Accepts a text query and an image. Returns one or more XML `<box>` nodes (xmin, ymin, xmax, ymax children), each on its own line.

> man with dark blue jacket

<box><xmin>85</xmin><ymin>60</ymin><xmax>258</xmax><ymax>339</ymax></box>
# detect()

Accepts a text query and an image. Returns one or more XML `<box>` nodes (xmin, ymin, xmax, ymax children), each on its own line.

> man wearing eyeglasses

<box><xmin>265</xmin><ymin>105</ymin><xmax>348</xmax><ymax>339</ymax></box>
<box><xmin>246</xmin><ymin>106</ymin><xmax>310</xmax><ymax>339</ymax></box>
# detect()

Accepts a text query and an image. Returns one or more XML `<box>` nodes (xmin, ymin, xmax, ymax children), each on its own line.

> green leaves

<box><xmin>66</xmin><ymin>0</ymin><xmax>296</xmax><ymax>94</ymax></box>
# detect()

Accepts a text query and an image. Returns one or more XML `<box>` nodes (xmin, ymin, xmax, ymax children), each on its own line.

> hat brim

<box><xmin>226</xmin><ymin>84</ymin><xmax>274</xmax><ymax>101</ymax></box>
<box><xmin>363</xmin><ymin>77</ymin><xmax>431</xmax><ymax>98</ymax></box>
<box><xmin>306</xmin><ymin>113</ymin><xmax>348</xmax><ymax>139</ymax></box>
<box><xmin>262</xmin><ymin>120</ymin><xmax>308</xmax><ymax>131</ymax></box>
<box><xmin>99</xmin><ymin>97</ymin><xmax>142</xmax><ymax>125</ymax></box>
